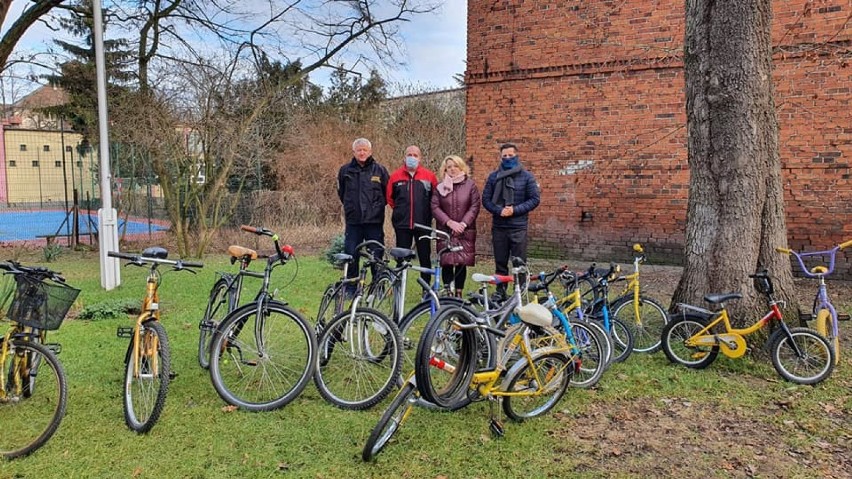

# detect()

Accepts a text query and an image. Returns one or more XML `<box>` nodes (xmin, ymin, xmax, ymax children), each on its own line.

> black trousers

<box><xmin>492</xmin><ymin>227</ymin><xmax>528</xmax><ymax>294</ymax></box>
<box><xmin>344</xmin><ymin>223</ymin><xmax>384</xmax><ymax>281</ymax></box>
<box><xmin>441</xmin><ymin>265</ymin><xmax>467</xmax><ymax>291</ymax></box>
<box><xmin>394</xmin><ymin>228</ymin><xmax>434</xmax><ymax>286</ymax></box>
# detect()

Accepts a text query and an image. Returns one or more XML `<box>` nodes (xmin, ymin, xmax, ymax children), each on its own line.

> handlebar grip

<box><xmin>839</xmin><ymin>239</ymin><xmax>852</xmax><ymax>250</ymax></box>
<box><xmin>413</xmin><ymin>223</ymin><xmax>432</xmax><ymax>232</ymax></box>
<box><xmin>108</xmin><ymin>251</ymin><xmax>137</xmax><ymax>260</ymax></box>
<box><xmin>240</xmin><ymin>225</ymin><xmax>261</xmax><ymax>234</ymax></box>
<box><xmin>181</xmin><ymin>261</ymin><xmax>204</xmax><ymax>268</ymax></box>
<box><xmin>775</xmin><ymin>247</ymin><xmax>792</xmax><ymax>255</ymax></box>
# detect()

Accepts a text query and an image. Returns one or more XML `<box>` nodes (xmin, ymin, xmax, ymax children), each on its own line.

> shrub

<box><xmin>77</xmin><ymin>299</ymin><xmax>140</xmax><ymax>321</ymax></box>
<box><xmin>324</xmin><ymin>234</ymin><xmax>345</xmax><ymax>265</ymax></box>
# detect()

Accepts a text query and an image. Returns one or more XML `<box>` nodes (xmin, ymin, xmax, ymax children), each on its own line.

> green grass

<box><xmin>2</xmin><ymin>250</ymin><xmax>850</xmax><ymax>477</ymax></box>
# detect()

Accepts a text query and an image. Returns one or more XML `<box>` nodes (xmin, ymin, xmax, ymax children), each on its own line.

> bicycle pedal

<box><xmin>116</xmin><ymin>327</ymin><xmax>134</xmax><ymax>338</ymax></box>
<box><xmin>199</xmin><ymin>320</ymin><xmax>217</xmax><ymax>332</ymax></box>
<box><xmin>44</xmin><ymin>343</ymin><xmax>62</xmax><ymax>355</ymax></box>
<box><xmin>798</xmin><ymin>312</ymin><xmax>813</xmax><ymax>322</ymax></box>
<box><xmin>169</xmin><ymin>371</ymin><xmax>178</xmax><ymax>380</ymax></box>
<box><xmin>838</xmin><ymin>314</ymin><xmax>851</xmax><ymax>321</ymax></box>
<box><xmin>489</xmin><ymin>419</ymin><xmax>505</xmax><ymax>438</ymax></box>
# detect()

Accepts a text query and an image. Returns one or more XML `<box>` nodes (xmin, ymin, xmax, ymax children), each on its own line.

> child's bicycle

<box><xmin>777</xmin><ymin>239</ymin><xmax>852</xmax><ymax>365</ymax></box>
<box><xmin>0</xmin><ymin>261</ymin><xmax>79</xmax><ymax>459</ymax></box>
<box><xmin>109</xmin><ymin>248</ymin><xmax>203</xmax><ymax>433</ymax></box>
<box><xmin>198</xmin><ymin>244</ymin><xmax>266</xmax><ymax>369</ymax></box>
<box><xmin>608</xmin><ymin>244</ymin><xmax>669</xmax><ymax>353</ymax></box>
<box><xmin>661</xmin><ymin>271</ymin><xmax>835</xmax><ymax>384</ymax></box>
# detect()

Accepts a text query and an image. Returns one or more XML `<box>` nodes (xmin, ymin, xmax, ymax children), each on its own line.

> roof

<box><xmin>14</xmin><ymin>85</ymin><xmax>69</xmax><ymax>110</ymax></box>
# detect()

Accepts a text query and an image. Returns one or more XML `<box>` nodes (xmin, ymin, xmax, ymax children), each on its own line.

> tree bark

<box><xmin>673</xmin><ymin>0</ymin><xmax>795</xmax><ymax>323</ymax></box>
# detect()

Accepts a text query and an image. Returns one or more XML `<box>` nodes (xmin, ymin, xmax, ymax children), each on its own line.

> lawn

<box><xmin>1</xmin><ymin>249</ymin><xmax>850</xmax><ymax>478</ymax></box>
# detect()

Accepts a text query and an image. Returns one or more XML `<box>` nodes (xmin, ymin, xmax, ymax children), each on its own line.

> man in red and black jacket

<box><xmin>387</xmin><ymin>145</ymin><xmax>438</xmax><ymax>285</ymax></box>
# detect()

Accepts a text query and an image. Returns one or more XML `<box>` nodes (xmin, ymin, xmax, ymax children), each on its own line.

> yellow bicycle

<box><xmin>608</xmin><ymin>244</ymin><xmax>669</xmax><ymax>353</ymax></box>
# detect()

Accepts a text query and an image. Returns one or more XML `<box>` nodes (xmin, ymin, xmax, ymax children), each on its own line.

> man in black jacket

<box><xmin>337</xmin><ymin>138</ymin><xmax>389</xmax><ymax>282</ymax></box>
<box><xmin>481</xmin><ymin>143</ymin><xmax>540</xmax><ymax>299</ymax></box>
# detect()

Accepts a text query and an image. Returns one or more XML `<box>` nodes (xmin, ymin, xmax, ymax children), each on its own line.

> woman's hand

<box><xmin>447</xmin><ymin>220</ymin><xmax>466</xmax><ymax>235</ymax></box>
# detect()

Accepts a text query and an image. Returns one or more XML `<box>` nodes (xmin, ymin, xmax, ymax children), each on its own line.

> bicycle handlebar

<box><xmin>775</xmin><ymin>241</ymin><xmax>851</xmax><ymax>277</ymax></box>
<box><xmin>240</xmin><ymin>224</ymin><xmax>294</xmax><ymax>264</ymax></box>
<box><xmin>108</xmin><ymin>251</ymin><xmax>204</xmax><ymax>271</ymax></box>
<box><xmin>413</xmin><ymin>222</ymin><xmax>451</xmax><ymax>242</ymax></box>
<box><xmin>0</xmin><ymin>260</ymin><xmax>67</xmax><ymax>283</ymax></box>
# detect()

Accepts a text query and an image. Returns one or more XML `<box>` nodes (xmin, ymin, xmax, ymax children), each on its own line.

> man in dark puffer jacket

<box><xmin>337</xmin><ymin>138</ymin><xmax>389</xmax><ymax>283</ymax></box>
<box><xmin>481</xmin><ymin>143</ymin><xmax>540</xmax><ymax>298</ymax></box>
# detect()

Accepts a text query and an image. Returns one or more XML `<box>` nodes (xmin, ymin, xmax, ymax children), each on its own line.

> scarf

<box><xmin>491</xmin><ymin>164</ymin><xmax>523</xmax><ymax>207</ymax></box>
<box><xmin>438</xmin><ymin>173</ymin><xmax>466</xmax><ymax>197</ymax></box>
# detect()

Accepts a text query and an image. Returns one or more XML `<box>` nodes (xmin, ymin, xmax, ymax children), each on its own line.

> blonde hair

<box><xmin>440</xmin><ymin>155</ymin><xmax>470</xmax><ymax>177</ymax></box>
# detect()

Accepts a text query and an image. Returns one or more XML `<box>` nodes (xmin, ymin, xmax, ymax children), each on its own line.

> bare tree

<box><xmin>0</xmin><ymin>0</ymin><xmax>67</xmax><ymax>74</ymax></box>
<box><xmin>672</xmin><ymin>0</ymin><xmax>795</xmax><ymax>322</ymax></box>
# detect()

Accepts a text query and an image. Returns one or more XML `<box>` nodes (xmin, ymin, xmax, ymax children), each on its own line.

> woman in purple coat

<box><xmin>431</xmin><ymin>155</ymin><xmax>481</xmax><ymax>297</ymax></box>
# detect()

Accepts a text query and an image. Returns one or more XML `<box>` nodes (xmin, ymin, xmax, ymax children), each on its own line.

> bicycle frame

<box><xmin>131</xmin><ymin>267</ymin><xmax>162</xmax><ymax>378</ymax></box>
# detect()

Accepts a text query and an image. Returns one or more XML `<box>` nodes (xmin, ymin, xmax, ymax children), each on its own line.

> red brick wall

<box><xmin>466</xmin><ymin>0</ymin><xmax>852</xmax><ymax>273</ymax></box>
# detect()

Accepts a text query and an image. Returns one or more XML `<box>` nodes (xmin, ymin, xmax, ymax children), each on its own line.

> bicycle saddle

<box><xmin>703</xmin><ymin>293</ymin><xmax>742</xmax><ymax>305</ymax></box>
<box><xmin>389</xmin><ymin>248</ymin><xmax>416</xmax><ymax>261</ymax></box>
<box><xmin>332</xmin><ymin>253</ymin><xmax>353</xmax><ymax>263</ymax></box>
<box><xmin>228</xmin><ymin>245</ymin><xmax>258</xmax><ymax>260</ymax></box>
<box><xmin>142</xmin><ymin>247</ymin><xmax>168</xmax><ymax>259</ymax></box>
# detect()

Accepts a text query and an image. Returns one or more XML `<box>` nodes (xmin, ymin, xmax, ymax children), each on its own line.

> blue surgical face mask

<box><xmin>501</xmin><ymin>155</ymin><xmax>518</xmax><ymax>170</ymax></box>
<box><xmin>405</xmin><ymin>156</ymin><xmax>420</xmax><ymax>169</ymax></box>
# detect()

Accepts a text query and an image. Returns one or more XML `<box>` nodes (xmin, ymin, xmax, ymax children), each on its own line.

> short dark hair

<box><xmin>499</xmin><ymin>143</ymin><xmax>518</xmax><ymax>153</ymax></box>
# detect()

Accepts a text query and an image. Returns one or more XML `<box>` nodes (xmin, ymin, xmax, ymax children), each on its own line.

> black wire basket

<box><xmin>6</xmin><ymin>275</ymin><xmax>81</xmax><ymax>331</ymax></box>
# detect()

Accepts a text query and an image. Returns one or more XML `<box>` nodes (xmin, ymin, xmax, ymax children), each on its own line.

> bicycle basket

<box><xmin>7</xmin><ymin>275</ymin><xmax>80</xmax><ymax>330</ymax></box>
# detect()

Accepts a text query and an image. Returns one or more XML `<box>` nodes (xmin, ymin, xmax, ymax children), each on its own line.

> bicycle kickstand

<box><xmin>488</xmin><ymin>398</ymin><xmax>505</xmax><ymax>438</ymax></box>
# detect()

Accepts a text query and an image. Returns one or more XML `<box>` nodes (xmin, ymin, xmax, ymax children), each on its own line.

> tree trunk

<box><xmin>673</xmin><ymin>0</ymin><xmax>795</xmax><ymax>324</ymax></box>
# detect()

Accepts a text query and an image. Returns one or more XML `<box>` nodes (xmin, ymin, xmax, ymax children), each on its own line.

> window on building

<box><xmin>55</xmin><ymin>160</ymin><xmax>62</xmax><ymax>168</ymax></box>
<box><xmin>32</xmin><ymin>160</ymin><xmax>39</xmax><ymax>167</ymax></box>
<box><xmin>65</xmin><ymin>146</ymin><xmax>72</xmax><ymax>152</ymax></box>
<box><xmin>19</xmin><ymin>144</ymin><xmax>26</xmax><ymax>151</ymax></box>
<box><xmin>9</xmin><ymin>160</ymin><xmax>16</xmax><ymax>167</ymax></box>
<box><xmin>43</xmin><ymin>145</ymin><xmax>50</xmax><ymax>152</ymax></box>
<box><xmin>76</xmin><ymin>161</ymin><xmax>82</xmax><ymax>168</ymax></box>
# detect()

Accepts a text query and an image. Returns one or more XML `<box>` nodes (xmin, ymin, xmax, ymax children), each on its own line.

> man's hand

<box><xmin>500</xmin><ymin>206</ymin><xmax>514</xmax><ymax>217</ymax></box>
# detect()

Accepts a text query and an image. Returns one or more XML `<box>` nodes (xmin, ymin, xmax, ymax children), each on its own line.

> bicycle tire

<box><xmin>565</xmin><ymin>321</ymin><xmax>606</xmax><ymax>388</ymax></box>
<box><xmin>661</xmin><ymin>314</ymin><xmax>719</xmax><ymax>369</ymax></box>
<box><xmin>611</xmin><ymin>295</ymin><xmax>669</xmax><ymax>354</ymax></box>
<box><xmin>199</xmin><ymin>279</ymin><xmax>233</xmax><ymax>369</ymax></box>
<box><xmin>502</xmin><ymin>351</ymin><xmax>572</xmax><ymax>421</ymax></box>
<box><xmin>769</xmin><ymin>327</ymin><xmax>834</xmax><ymax>385</ymax></box>
<box><xmin>364</xmin><ymin>272</ymin><xmax>395</xmax><ymax>321</ymax></box>
<box><xmin>814</xmin><ymin>309</ymin><xmax>840</xmax><ymax>366</ymax></box>
<box><xmin>209</xmin><ymin>301</ymin><xmax>317</xmax><ymax>411</ymax></box>
<box><xmin>124</xmin><ymin>321</ymin><xmax>170</xmax><ymax>433</ymax></box>
<box><xmin>609</xmin><ymin>317</ymin><xmax>635</xmax><ymax>363</ymax></box>
<box><xmin>313</xmin><ymin>308</ymin><xmax>403</xmax><ymax>410</ymax></box>
<box><xmin>414</xmin><ymin>305</ymin><xmax>479</xmax><ymax>409</ymax></box>
<box><xmin>1</xmin><ymin>339</ymin><xmax>67</xmax><ymax>459</ymax></box>
<box><xmin>362</xmin><ymin>380</ymin><xmax>417</xmax><ymax>461</ymax></box>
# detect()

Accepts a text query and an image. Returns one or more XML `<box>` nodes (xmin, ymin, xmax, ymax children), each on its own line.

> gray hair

<box><xmin>352</xmin><ymin>138</ymin><xmax>372</xmax><ymax>150</ymax></box>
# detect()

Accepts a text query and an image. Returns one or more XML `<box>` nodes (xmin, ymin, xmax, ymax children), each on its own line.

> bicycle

<box><xmin>208</xmin><ymin>225</ymin><xmax>318</xmax><ymax>411</ymax></box>
<box><xmin>109</xmin><ymin>247</ymin><xmax>203</xmax><ymax>433</ymax></box>
<box><xmin>198</xmin><ymin>245</ymin><xmax>265</xmax><ymax>369</ymax></box>
<box><xmin>314</xmin><ymin>242</ymin><xmax>403</xmax><ymax>410</ymax></box>
<box><xmin>777</xmin><ymin>239</ymin><xmax>852</xmax><ymax>365</ymax></box>
<box><xmin>365</xmin><ymin>302</ymin><xmax>574</xmax><ymax>461</ymax></box>
<box><xmin>0</xmin><ymin>261</ymin><xmax>78</xmax><ymax>459</ymax></box>
<box><xmin>608</xmin><ymin>244</ymin><xmax>669</xmax><ymax>353</ymax></box>
<box><xmin>661</xmin><ymin>271</ymin><xmax>835</xmax><ymax>385</ymax></box>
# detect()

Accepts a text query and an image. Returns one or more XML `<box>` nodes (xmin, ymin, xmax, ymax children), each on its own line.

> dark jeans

<box><xmin>492</xmin><ymin>227</ymin><xmax>528</xmax><ymax>295</ymax></box>
<box><xmin>344</xmin><ymin>223</ymin><xmax>385</xmax><ymax>283</ymax></box>
<box><xmin>394</xmin><ymin>228</ymin><xmax>433</xmax><ymax>286</ymax></box>
<box><xmin>441</xmin><ymin>265</ymin><xmax>467</xmax><ymax>291</ymax></box>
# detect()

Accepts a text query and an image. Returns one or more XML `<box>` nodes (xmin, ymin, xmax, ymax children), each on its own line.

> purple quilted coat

<box><xmin>430</xmin><ymin>177</ymin><xmax>480</xmax><ymax>266</ymax></box>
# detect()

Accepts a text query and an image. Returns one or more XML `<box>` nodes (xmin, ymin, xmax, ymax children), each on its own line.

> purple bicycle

<box><xmin>777</xmin><ymin>239</ymin><xmax>852</xmax><ymax>365</ymax></box>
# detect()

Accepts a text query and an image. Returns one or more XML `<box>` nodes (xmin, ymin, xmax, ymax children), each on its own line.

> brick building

<box><xmin>465</xmin><ymin>1</ymin><xmax>851</xmax><ymax>268</ymax></box>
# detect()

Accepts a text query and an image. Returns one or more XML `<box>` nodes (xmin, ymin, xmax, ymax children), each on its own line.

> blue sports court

<box><xmin>0</xmin><ymin>210</ymin><xmax>168</xmax><ymax>242</ymax></box>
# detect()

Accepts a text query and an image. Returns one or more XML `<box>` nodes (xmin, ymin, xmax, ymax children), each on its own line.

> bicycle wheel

<box><xmin>209</xmin><ymin>302</ymin><xmax>317</xmax><ymax>411</ymax></box>
<box><xmin>398</xmin><ymin>298</ymin><xmax>486</xmax><ymax>377</ymax></box>
<box><xmin>124</xmin><ymin>321</ymin><xmax>170</xmax><ymax>433</ymax></box>
<box><xmin>502</xmin><ymin>351</ymin><xmax>572</xmax><ymax>421</ymax></box>
<box><xmin>814</xmin><ymin>309</ymin><xmax>840</xmax><ymax>365</ymax></box>
<box><xmin>769</xmin><ymin>327</ymin><xmax>834</xmax><ymax>385</ymax></box>
<box><xmin>1</xmin><ymin>339</ymin><xmax>67</xmax><ymax>459</ymax></box>
<box><xmin>314</xmin><ymin>308</ymin><xmax>402</xmax><ymax>410</ymax></box>
<box><xmin>362</xmin><ymin>380</ymin><xmax>417</xmax><ymax>461</ymax></box>
<box><xmin>414</xmin><ymin>305</ymin><xmax>478</xmax><ymax>409</ymax></box>
<box><xmin>661</xmin><ymin>314</ymin><xmax>719</xmax><ymax>369</ymax></box>
<box><xmin>565</xmin><ymin>321</ymin><xmax>606</xmax><ymax>388</ymax></box>
<box><xmin>316</xmin><ymin>283</ymin><xmax>346</xmax><ymax>367</ymax></box>
<box><xmin>609</xmin><ymin>317</ymin><xmax>635</xmax><ymax>363</ymax></box>
<box><xmin>611</xmin><ymin>295</ymin><xmax>668</xmax><ymax>354</ymax></box>
<box><xmin>199</xmin><ymin>279</ymin><xmax>233</xmax><ymax>369</ymax></box>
